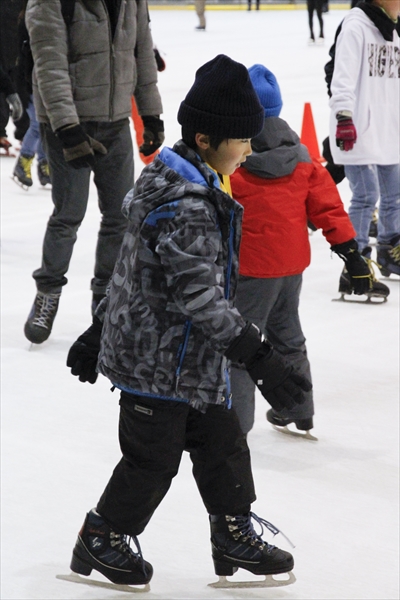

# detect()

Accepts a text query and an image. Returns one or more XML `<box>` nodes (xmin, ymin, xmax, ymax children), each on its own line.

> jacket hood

<box><xmin>243</xmin><ymin>117</ymin><xmax>304</xmax><ymax>179</ymax></box>
<box><xmin>122</xmin><ymin>140</ymin><xmax>224</xmax><ymax>227</ymax></box>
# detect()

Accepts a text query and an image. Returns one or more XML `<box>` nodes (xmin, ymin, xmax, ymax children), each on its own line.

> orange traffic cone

<box><xmin>131</xmin><ymin>97</ymin><xmax>159</xmax><ymax>165</ymax></box>
<box><xmin>300</xmin><ymin>102</ymin><xmax>324</xmax><ymax>163</ymax></box>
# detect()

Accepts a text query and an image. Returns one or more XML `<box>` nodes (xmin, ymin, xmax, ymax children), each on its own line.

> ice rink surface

<box><xmin>1</xmin><ymin>6</ymin><xmax>399</xmax><ymax>600</ymax></box>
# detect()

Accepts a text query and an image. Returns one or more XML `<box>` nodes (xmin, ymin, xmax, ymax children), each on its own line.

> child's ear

<box><xmin>195</xmin><ymin>133</ymin><xmax>210</xmax><ymax>149</ymax></box>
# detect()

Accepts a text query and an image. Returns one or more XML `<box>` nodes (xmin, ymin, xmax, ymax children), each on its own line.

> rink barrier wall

<box><xmin>148</xmin><ymin>1</ymin><xmax>351</xmax><ymax>9</ymax></box>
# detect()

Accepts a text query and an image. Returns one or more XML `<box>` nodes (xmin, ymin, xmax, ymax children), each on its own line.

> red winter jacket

<box><xmin>230</xmin><ymin>117</ymin><xmax>356</xmax><ymax>278</ymax></box>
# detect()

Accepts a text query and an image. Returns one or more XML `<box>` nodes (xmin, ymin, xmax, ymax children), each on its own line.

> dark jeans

<box><xmin>97</xmin><ymin>393</ymin><xmax>256</xmax><ymax>536</ymax></box>
<box><xmin>34</xmin><ymin>119</ymin><xmax>134</xmax><ymax>295</ymax></box>
<box><xmin>231</xmin><ymin>274</ymin><xmax>314</xmax><ymax>434</ymax></box>
<box><xmin>307</xmin><ymin>0</ymin><xmax>324</xmax><ymax>39</ymax></box>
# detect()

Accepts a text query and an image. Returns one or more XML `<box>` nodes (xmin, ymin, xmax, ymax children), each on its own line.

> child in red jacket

<box><xmin>230</xmin><ymin>64</ymin><xmax>379</xmax><ymax>438</ymax></box>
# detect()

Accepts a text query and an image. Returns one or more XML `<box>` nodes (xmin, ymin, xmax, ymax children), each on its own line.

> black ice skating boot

<box><xmin>210</xmin><ymin>512</ymin><xmax>294</xmax><ymax>577</ymax></box>
<box><xmin>13</xmin><ymin>154</ymin><xmax>34</xmax><ymax>188</ymax></box>
<box><xmin>24</xmin><ymin>291</ymin><xmax>61</xmax><ymax>344</ymax></box>
<box><xmin>338</xmin><ymin>247</ymin><xmax>390</xmax><ymax>301</ymax></box>
<box><xmin>266</xmin><ymin>408</ymin><xmax>313</xmax><ymax>432</ymax></box>
<box><xmin>37</xmin><ymin>158</ymin><xmax>51</xmax><ymax>186</ymax></box>
<box><xmin>377</xmin><ymin>234</ymin><xmax>400</xmax><ymax>277</ymax></box>
<box><xmin>70</xmin><ymin>509</ymin><xmax>153</xmax><ymax>586</ymax></box>
<box><xmin>368</xmin><ymin>209</ymin><xmax>378</xmax><ymax>239</ymax></box>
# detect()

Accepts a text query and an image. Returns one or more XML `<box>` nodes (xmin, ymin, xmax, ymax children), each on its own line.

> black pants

<box><xmin>97</xmin><ymin>392</ymin><xmax>256</xmax><ymax>536</ymax></box>
<box><xmin>307</xmin><ymin>0</ymin><xmax>324</xmax><ymax>39</ymax></box>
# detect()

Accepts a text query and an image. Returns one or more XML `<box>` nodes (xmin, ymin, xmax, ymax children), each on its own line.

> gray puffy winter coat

<box><xmin>26</xmin><ymin>0</ymin><xmax>162</xmax><ymax>131</ymax></box>
<box><xmin>97</xmin><ymin>141</ymin><xmax>247</xmax><ymax>412</ymax></box>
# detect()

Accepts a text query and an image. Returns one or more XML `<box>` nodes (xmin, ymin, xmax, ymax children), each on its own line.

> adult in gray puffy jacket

<box><xmin>24</xmin><ymin>0</ymin><xmax>164</xmax><ymax>345</ymax></box>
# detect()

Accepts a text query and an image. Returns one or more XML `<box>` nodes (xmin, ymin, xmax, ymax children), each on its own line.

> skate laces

<box><xmin>228</xmin><ymin>512</ymin><xmax>295</xmax><ymax>549</ymax></box>
<box><xmin>20</xmin><ymin>155</ymin><xmax>34</xmax><ymax>177</ymax></box>
<box><xmin>39</xmin><ymin>160</ymin><xmax>50</xmax><ymax>176</ymax></box>
<box><xmin>110</xmin><ymin>532</ymin><xmax>149</xmax><ymax>576</ymax></box>
<box><xmin>32</xmin><ymin>293</ymin><xmax>60</xmax><ymax>329</ymax></box>
<box><xmin>389</xmin><ymin>244</ymin><xmax>400</xmax><ymax>264</ymax></box>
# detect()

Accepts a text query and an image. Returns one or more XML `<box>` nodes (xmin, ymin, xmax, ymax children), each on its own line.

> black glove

<box><xmin>57</xmin><ymin>124</ymin><xmax>107</xmax><ymax>169</ymax></box>
<box><xmin>226</xmin><ymin>323</ymin><xmax>312</xmax><ymax>413</ymax></box>
<box><xmin>66</xmin><ymin>317</ymin><xmax>102</xmax><ymax>383</ymax></box>
<box><xmin>6</xmin><ymin>93</ymin><xmax>23</xmax><ymax>121</ymax></box>
<box><xmin>139</xmin><ymin>115</ymin><xmax>165</xmax><ymax>156</ymax></box>
<box><xmin>331</xmin><ymin>239</ymin><xmax>372</xmax><ymax>295</ymax></box>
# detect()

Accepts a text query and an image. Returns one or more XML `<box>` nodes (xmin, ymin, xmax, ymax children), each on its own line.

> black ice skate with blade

<box><xmin>333</xmin><ymin>247</ymin><xmax>389</xmax><ymax>304</ymax></box>
<box><xmin>266</xmin><ymin>409</ymin><xmax>318</xmax><ymax>441</ymax></box>
<box><xmin>57</xmin><ymin>509</ymin><xmax>152</xmax><ymax>593</ymax></box>
<box><xmin>208</xmin><ymin>512</ymin><xmax>295</xmax><ymax>589</ymax></box>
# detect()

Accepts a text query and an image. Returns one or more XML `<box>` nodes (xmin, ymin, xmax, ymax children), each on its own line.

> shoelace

<box><xmin>32</xmin><ymin>293</ymin><xmax>59</xmax><ymax>329</ymax></box>
<box><xmin>39</xmin><ymin>161</ymin><xmax>50</xmax><ymax>176</ymax></box>
<box><xmin>389</xmin><ymin>244</ymin><xmax>400</xmax><ymax>264</ymax></box>
<box><xmin>20</xmin><ymin>155</ymin><xmax>34</xmax><ymax>178</ymax></box>
<box><xmin>110</xmin><ymin>532</ymin><xmax>149</xmax><ymax>576</ymax></box>
<box><xmin>228</xmin><ymin>512</ymin><xmax>295</xmax><ymax>549</ymax></box>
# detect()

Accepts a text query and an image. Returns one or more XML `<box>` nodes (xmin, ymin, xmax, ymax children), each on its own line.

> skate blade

<box><xmin>272</xmin><ymin>424</ymin><xmax>318</xmax><ymax>441</ymax></box>
<box><xmin>332</xmin><ymin>293</ymin><xmax>387</xmax><ymax>304</ymax></box>
<box><xmin>208</xmin><ymin>571</ymin><xmax>296</xmax><ymax>588</ymax></box>
<box><xmin>11</xmin><ymin>175</ymin><xmax>30</xmax><ymax>191</ymax></box>
<box><xmin>56</xmin><ymin>572</ymin><xmax>150</xmax><ymax>593</ymax></box>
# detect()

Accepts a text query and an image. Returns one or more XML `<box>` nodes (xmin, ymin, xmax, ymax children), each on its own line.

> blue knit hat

<box><xmin>248</xmin><ymin>64</ymin><xmax>283</xmax><ymax>118</ymax></box>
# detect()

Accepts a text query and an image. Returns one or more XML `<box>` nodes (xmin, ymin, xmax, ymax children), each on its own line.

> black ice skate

<box><xmin>377</xmin><ymin>235</ymin><xmax>400</xmax><ymax>277</ymax></box>
<box><xmin>37</xmin><ymin>158</ymin><xmax>51</xmax><ymax>186</ymax></box>
<box><xmin>266</xmin><ymin>408</ymin><xmax>317</xmax><ymax>441</ymax></box>
<box><xmin>13</xmin><ymin>154</ymin><xmax>34</xmax><ymax>190</ymax></box>
<box><xmin>24</xmin><ymin>291</ymin><xmax>61</xmax><ymax>344</ymax></box>
<box><xmin>57</xmin><ymin>509</ymin><xmax>152</xmax><ymax>593</ymax></box>
<box><xmin>368</xmin><ymin>209</ymin><xmax>378</xmax><ymax>239</ymax></box>
<box><xmin>208</xmin><ymin>512</ymin><xmax>295</xmax><ymax>589</ymax></box>
<box><xmin>334</xmin><ymin>247</ymin><xmax>389</xmax><ymax>304</ymax></box>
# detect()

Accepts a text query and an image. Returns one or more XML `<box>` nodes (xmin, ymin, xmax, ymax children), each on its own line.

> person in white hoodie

<box><xmin>329</xmin><ymin>0</ymin><xmax>400</xmax><ymax>280</ymax></box>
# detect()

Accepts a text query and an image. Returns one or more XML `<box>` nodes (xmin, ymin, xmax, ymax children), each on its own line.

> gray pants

<box><xmin>35</xmin><ymin>119</ymin><xmax>134</xmax><ymax>295</ymax></box>
<box><xmin>231</xmin><ymin>274</ymin><xmax>314</xmax><ymax>434</ymax></box>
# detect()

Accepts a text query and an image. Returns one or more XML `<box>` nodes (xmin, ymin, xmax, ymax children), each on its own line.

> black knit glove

<box><xmin>57</xmin><ymin>124</ymin><xmax>107</xmax><ymax>169</ymax></box>
<box><xmin>66</xmin><ymin>317</ymin><xmax>102</xmax><ymax>384</ymax></box>
<box><xmin>226</xmin><ymin>323</ymin><xmax>312</xmax><ymax>413</ymax></box>
<box><xmin>139</xmin><ymin>116</ymin><xmax>165</xmax><ymax>156</ymax></box>
<box><xmin>331</xmin><ymin>239</ymin><xmax>372</xmax><ymax>295</ymax></box>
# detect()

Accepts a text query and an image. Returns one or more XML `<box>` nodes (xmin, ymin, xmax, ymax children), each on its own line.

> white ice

<box><xmin>1</xmin><ymin>7</ymin><xmax>399</xmax><ymax>600</ymax></box>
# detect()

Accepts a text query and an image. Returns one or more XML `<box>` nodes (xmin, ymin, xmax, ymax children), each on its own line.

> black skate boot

<box><xmin>266</xmin><ymin>408</ymin><xmax>313</xmax><ymax>431</ymax></box>
<box><xmin>266</xmin><ymin>408</ymin><xmax>317</xmax><ymax>440</ymax></box>
<box><xmin>37</xmin><ymin>158</ymin><xmax>51</xmax><ymax>186</ymax></box>
<box><xmin>377</xmin><ymin>234</ymin><xmax>400</xmax><ymax>277</ymax></box>
<box><xmin>338</xmin><ymin>247</ymin><xmax>390</xmax><ymax>302</ymax></box>
<box><xmin>210</xmin><ymin>512</ymin><xmax>293</xmax><ymax>579</ymax></box>
<box><xmin>24</xmin><ymin>291</ymin><xmax>61</xmax><ymax>344</ymax></box>
<box><xmin>13</xmin><ymin>154</ymin><xmax>34</xmax><ymax>188</ymax></box>
<box><xmin>70</xmin><ymin>509</ymin><xmax>153</xmax><ymax>586</ymax></box>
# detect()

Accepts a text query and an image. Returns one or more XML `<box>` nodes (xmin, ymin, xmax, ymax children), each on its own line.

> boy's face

<box><xmin>196</xmin><ymin>135</ymin><xmax>252</xmax><ymax>175</ymax></box>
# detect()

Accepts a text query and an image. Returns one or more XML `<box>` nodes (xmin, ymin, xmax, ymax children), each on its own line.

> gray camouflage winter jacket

<box><xmin>26</xmin><ymin>0</ymin><xmax>162</xmax><ymax>131</ymax></box>
<box><xmin>97</xmin><ymin>141</ymin><xmax>247</xmax><ymax>412</ymax></box>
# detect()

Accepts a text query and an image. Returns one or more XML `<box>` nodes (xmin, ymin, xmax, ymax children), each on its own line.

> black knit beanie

<box><xmin>178</xmin><ymin>54</ymin><xmax>264</xmax><ymax>139</ymax></box>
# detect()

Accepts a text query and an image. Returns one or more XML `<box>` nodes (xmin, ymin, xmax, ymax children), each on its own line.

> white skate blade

<box><xmin>332</xmin><ymin>294</ymin><xmax>387</xmax><ymax>304</ymax></box>
<box><xmin>208</xmin><ymin>571</ymin><xmax>296</xmax><ymax>588</ymax></box>
<box><xmin>56</xmin><ymin>572</ymin><xmax>150</xmax><ymax>593</ymax></box>
<box><xmin>272</xmin><ymin>424</ymin><xmax>318</xmax><ymax>441</ymax></box>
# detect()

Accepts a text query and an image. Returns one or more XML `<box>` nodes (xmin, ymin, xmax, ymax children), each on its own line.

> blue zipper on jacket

<box><xmin>175</xmin><ymin>320</ymin><xmax>192</xmax><ymax>392</ymax></box>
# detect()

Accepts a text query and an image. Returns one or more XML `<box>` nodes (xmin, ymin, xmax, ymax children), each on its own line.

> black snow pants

<box><xmin>97</xmin><ymin>391</ymin><xmax>256</xmax><ymax>536</ymax></box>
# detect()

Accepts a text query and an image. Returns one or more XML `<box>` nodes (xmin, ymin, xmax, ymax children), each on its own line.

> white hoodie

<box><xmin>329</xmin><ymin>8</ymin><xmax>400</xmax><ymax>165</ymax></box>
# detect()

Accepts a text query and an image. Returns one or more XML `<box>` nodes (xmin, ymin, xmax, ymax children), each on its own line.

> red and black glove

<box><xmin>57</xmin><ymin>124</ymin><xmax>107</xmax><ymax>169</ymax></box>
<box><xmin>335</xmin><ymin>113</ymin><xmax>357</xmax><ymax>151</ymax></box>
